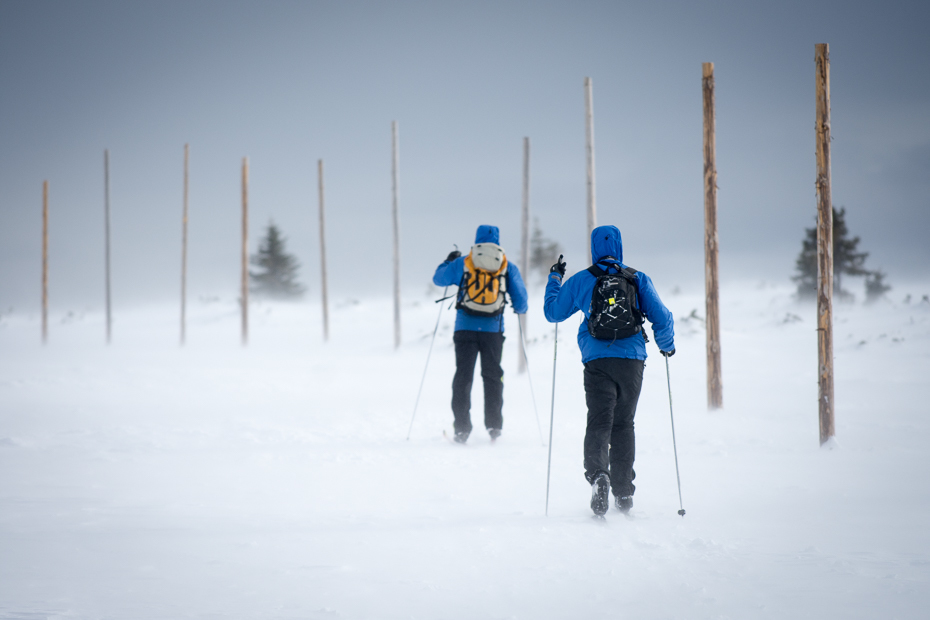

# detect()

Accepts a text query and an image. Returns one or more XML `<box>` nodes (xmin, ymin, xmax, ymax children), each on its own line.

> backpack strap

<box><xmin>588</xmin><ymin>262</ymin><xmax>634</xmax><ymax>278</ymax></box>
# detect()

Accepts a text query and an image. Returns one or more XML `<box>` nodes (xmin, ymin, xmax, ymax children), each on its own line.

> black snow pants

<box><xmin>582</xmin><ymin>356</ymin><xmax>645</xmax><ymax>497</ymax></box>
<box><xmin>451</xmin><ymin>330</ymin><xmax>505</xmax><ymax>434</ymax></box>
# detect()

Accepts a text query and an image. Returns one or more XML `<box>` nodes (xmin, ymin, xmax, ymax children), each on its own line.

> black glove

<box><xmin>445</xmin><ymin>250</ymin><xmax>462</xmax><ymax>262</ymax></box>
<box><xmin>660</xmin><ymin>348</ymin><xmax>676</xmax><ymax>358</ymax></box>
<box><xmin>550</xmin><ymin>254</ymin><xmax>566</xmax><ymax>278</ymax></box>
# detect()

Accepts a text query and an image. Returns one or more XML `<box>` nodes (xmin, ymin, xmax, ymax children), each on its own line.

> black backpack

<box><xmin>586</xmin><ymin>263</ymin><xmax>646</xmax><ymax>341</ymax></box>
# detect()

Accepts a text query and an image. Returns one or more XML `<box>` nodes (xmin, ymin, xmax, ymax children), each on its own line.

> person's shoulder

<box><xmin>623</xmin><ymin>264</ymin><xmax>648</xmax><ymax>279</ymax></box>
<box><xmin>575</xmin><ymin>265</ymin><xmax>600</xmax><ymax>278</ymax></box>
<box><xmin>565</xmin><ymin>267</ymin><xmax>596</xmax><ymax>287</ymax></box>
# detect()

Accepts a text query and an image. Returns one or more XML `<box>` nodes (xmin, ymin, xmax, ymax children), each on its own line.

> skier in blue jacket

<box><xmin>544</xmin><ymin>225</ymin><xmax>675</xmax><ymax>515</ymax></box>
<box><xmin>433</xmin><ymin>225</ymin><xmax>529</xmax><ymax>443</ymax></box>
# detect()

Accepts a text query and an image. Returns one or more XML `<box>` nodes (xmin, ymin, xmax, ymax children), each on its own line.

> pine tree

<box><xmin>793</xmin><ymin>206</ymin><xmax>872</xmax><ymax>301</ymax></box>
<box><xmin>865</xmin><ymin>271</ymin><xmax>891</xmax><ymax>303</ymax></box>
<box><xmin>250</xmin><ymin>223</ymin><xmax>305</xmax><ymax>299</ymax></box>
<box><xmin>529</xmin><ymin>218</ymin><xmax>563</xmax><ymax>284</ymax></box>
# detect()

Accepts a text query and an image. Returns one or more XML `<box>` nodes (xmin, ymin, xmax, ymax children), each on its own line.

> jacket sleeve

<box><xmin>543</xmin><ymin>273</ymin><xmax>580</xmax><ymax>323</ymax></box>
<box><xmin>506</xmin><ymin>264</ymin><xmax>529</xmax><ymax>314</ymax></box>
<box><xmin>433</xmin><ymin>257</ymin><xmax>464</xmax><ymax>287</ymax></box>
<box><xmin>636</xmin><ymin>272</ymin><xmax>675</xmax><ymax>351</ymax></box>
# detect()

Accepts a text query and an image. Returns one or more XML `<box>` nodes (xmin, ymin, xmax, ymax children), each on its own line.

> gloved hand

<box><xmin>445</xmin><ymin>250</ymin><xmax>462</xmax><ymax>262</ymax></box>
<box><xmin>660</xmin><ymin>348</ymin><xmax>676</xmax><ymax>358</ymax></box>
<box><xmin>550</xmin><ymin>254</ymin><xmax>566</xmax><ymax>278</ymax></box>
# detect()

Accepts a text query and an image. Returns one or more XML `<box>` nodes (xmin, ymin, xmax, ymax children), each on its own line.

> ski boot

<box><xmin>615</xmin><ymin>495</ymin><xmax>633</xmax><ymax>514</ymax></box>
<box><xmin>590</xmin><ymin>472</ymin><xmax>610</xmax><ymax>516</ymax></box>
<box><xmin>488</xmin><ymin>428</ymin><xmax>501</xmax><ymax>442</ymax></box>
<box><xmin>453</xmin><ymin>430</ymin><xmax>470</xmax><ymax>444</ymax></box>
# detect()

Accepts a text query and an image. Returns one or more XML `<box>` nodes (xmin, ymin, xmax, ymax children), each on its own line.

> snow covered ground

<box><xmin>1</xmin><ymin>282</ymin><xmax>929</xmax><ymax>619</ymax></box>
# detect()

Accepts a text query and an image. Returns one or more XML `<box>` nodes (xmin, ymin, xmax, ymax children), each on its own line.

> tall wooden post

<box><xmin>180</xmin><ymin>144</ymin><xmax>189</xmax><ymax>346</ymax></box>
<box><xmin>702</xmin><ymin>63</ymin><xmax>723</xmax><ymax>409</ymax></box>
<box><xmin>518</xmin><ymin>137</ymin><xmax>530</xmax><ymax>373</ymax></box>
<box><xmin>241</xmin><ymin>157</ymin><xmax>249</xmax><ymax>346</ymax></box>
<box><xmin>584</xmin><ymin>77</ymin><xmax>597</xmax><ymax>241</ymax></box>
<box><xmin>318</xmin><ymin>159</ymin><xmax>330</xmax><ymax>342</ymax></box>
<box><xmin>42</xmin><ymin>181</ymin><xmax>48</xmax><ymax>344</ymax></box>
<box><xmin>815</xmin><ymin>44</ymin><xmax>835</xmax><ymax>444</ymax></box>
<box><xmin>391</xmin><ymin>121</ymin><xmax>401</xmax><ymax>349</ymax></box>
<box><xmin>104</xmin><ymin>149</ymin><xmax>112</xmax><ymax>344</ymax></box>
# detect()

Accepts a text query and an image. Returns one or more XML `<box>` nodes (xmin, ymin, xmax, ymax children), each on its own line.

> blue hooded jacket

<box><xmin>432</xmin><ymin>225</ymin><xmax>529</xmax><ymax>333</ymax></box>
<box><xmin>543</xmin><ymin>225</ymin><xmax>674</xmax><ymax>362</ymax></box>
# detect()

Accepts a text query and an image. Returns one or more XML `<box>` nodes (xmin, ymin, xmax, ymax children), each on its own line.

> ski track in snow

<box><xmin>1</xmin><ymin>284</ymin><xmax>929</xmax><ymax>619</ymax></box>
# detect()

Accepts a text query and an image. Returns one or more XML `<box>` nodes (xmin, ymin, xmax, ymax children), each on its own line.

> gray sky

<box><xmin>1</xmin><ymin>0</ymin><xmax>928</xmax><ymax>310</ymax></box>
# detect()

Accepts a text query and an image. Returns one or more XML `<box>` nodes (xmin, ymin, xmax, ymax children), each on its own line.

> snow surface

<box><xmin>1</xmin><ymin>284</ymin><xmax>929</xmax><ymax>619</ymax></box>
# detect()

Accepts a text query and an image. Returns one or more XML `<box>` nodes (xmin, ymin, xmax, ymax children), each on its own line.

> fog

<box><xmin>2</xmin><ymin>0</ymin><xmax>928</xmax><ymax>311</ymax></box>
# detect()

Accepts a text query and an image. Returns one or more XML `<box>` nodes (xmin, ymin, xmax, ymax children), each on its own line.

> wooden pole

<box><xmin>104</xmin><ymin>149</ymin><xmax>112</xmax><ymax>344</ymax></box>
<box><xmin>815</xmin><ymin>43</ymin><xmax>835</xmax><ymax>444</ymax></box>
<box><xmin>518</xmin><ymin>136</ymin><xmax>530</xmax><ymax>373</ymax></box>
<box><xmin>42</xmin><ymin>180</ymin><xmax>48</xmax><ymax>344</ymax></box>
<box><xmin>318</xmin><ymin>159</ymin><xmax>329</xmax><ymax>342</ymax></box>
<box><xmin>391</xmin><ymin>121</ymin><xmax>401</xmax><ymax>349</ymax></box>
<box><xmin>241</xmin><ymin>157</ymin><xmax>249</xmax><ymax>346</ymax></box>
<box><xmin>584</xmin><ymin>77</ymin><xmax>597</xmax><ymax>242</ymax></box>
<box><xmin>702</xmin><ymin>63</ymin><xmax>723</xmax><ymax>409</ymax></box>
<box><xmin>180</xmin><ymin>144</ymin><xmax>189</xmax><ymax>346</ymax></box>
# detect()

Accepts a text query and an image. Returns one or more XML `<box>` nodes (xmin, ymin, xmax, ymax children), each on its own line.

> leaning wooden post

<box><xmin>104</xmin><ymin>149</ymin><xmax>112</xmax><ymax>344</ymax></box>
<box><xmin>391</xmin><ymin>121</ymin><xmax>401</xmax><ymax>349</ymax></box>
<box><xmin>815</xmin><ymin>43</ymin><xmax>835</xmax><ymax>444</ymax></box>
<box><xmin>180</xmin><ymin>144</ymin><xmax>189</xmax><ymax>346</ymax></box>
<box><xmin>702</xmin><ymin>63</ymin><xmax>723</xmax><ymax>409</ymax></box>
<box><xmin>241</xmin><ymin>157</ymin><xmax>249</xmax><ymax>346</ymax></box>
<box><xmin>318</xmin><ymin>159</ymin><xmax>330</xmax><ymax>342</ymax></box>
<box><xmin>42</xmin><ymin>180</ymin><xmax>49</xmax><ymax>344</ymax></box>
<box><xmin>584</xmin><ymin>77</ymin><xmax>597</xmax><ymax>241</ymax></box>
<box><xmin>518</xmin><ymin>137</ymin><xmax>530</xmax><ymax>373</ymax></box>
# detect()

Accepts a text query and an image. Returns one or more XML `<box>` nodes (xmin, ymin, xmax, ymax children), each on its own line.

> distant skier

<box><xmin>543</xmin><ymin>225</ymin><xmax>675</xmax><ymax>516</ymax></box>
<box><xmin>433</xmin><ymin>225</ymin><xmax>529</xmax><ymax>443</ymax></box>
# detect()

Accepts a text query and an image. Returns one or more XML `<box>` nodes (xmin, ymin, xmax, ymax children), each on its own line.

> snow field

<box><xmin>1</xmin><ymin>283</ymin><xmax>929</xmax><ymax>619</ymax></box>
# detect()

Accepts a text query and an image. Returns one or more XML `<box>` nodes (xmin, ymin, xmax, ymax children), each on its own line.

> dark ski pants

<box><xmin>582</xmin><ymin>357</ymin><xmax>644</xmax><ymax>497</ymax></box>
<box><xmin>451</xmin><ymin>330</ymin><xmax>505</xmax><ymax>434</ymax></box>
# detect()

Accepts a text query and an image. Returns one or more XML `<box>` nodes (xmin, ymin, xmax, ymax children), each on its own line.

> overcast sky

<box><xmin>1</xmin><ymin>0</ymin><xmax>928</xmax><ymax>310</ymax></box>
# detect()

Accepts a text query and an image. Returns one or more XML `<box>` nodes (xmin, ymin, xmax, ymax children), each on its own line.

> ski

<box><xmin>443</xmin><ymin>430</ymin><xmax>466</xmax><ymax>445</ymax></box>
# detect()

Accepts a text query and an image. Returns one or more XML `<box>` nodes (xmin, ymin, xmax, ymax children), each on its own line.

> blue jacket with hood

<box><xmin>544</xmin><ymin>225</ymin><xmax>674</xmax><ymax>363</ymax></box>
<box><xmin>432</xmin><ymin>225</ymin><xmax>529</xmax><ymax>333</ymax></box>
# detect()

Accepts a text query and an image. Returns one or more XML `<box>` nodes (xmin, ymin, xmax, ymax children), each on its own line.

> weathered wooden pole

<box><xmin>518</xmin><ymin>136</ymin><xmax>530</xmax><ymax>373</ymax></box>
<box><xmin>180</xmin><ymin>144</ymin><xmax>189</xmax><ymax>346</ymax></box>
<box><xmin>104</xmin><ymin>149</ymin><xmax>112</xmax><ymax>344</ymax></box>
<box><xmin>42</xmin><ymin>180</ymin><xmax>49</xmax><ymax>344</ymax></box>
<box><xmin>318</xmin><ymin>159</ymin><xmax>330</xmax><ymax>342</ymax></box>
<box><xmin>815</xmin><ymin>43</ymin><xmax>835</xmax><ymax>444</ymax></box>
<box><xmin>241</xmin><ymin>157</ymin><xmax>249</xmax><ymax>346</ymax></box>
<box><xmin>584</xmin><ymin>77</ymin><xmax>597</xmax><ymax>241</ymax></box>
<box><xmin>702</xmin><ymin>63</ymin><xmax>723</xmax><ymax>409</ymax></box>
<box><xmin>391</xmin><ymin>121</ymin><xmax>401</xmax><ymax>349</ymax></box>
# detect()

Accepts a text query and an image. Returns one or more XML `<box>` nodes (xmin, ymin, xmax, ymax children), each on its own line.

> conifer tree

<box><xmin>865</xmin><ymin>271</ymin><xmax>892</xmax><ymax>303</ymax></box>
<box><xmin>250</xmin><ymin>223</ymin><xmax>305</xmax><ymax>299</ymax></box>
<box><xmin>529</xmin><ymin>218</ymin><xmax>563</xmax><ymax>283</ymax></box>
<box><xmin>793</xmin><ymin>206</ymin><xmax>874</xmax><ymax>301</ymax></box>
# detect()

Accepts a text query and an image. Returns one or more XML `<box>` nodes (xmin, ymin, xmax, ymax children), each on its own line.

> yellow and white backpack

<box><xmin>457</xmin><ymin>243</ymin><xmax>509</xmax><ymax>317</ymax></box>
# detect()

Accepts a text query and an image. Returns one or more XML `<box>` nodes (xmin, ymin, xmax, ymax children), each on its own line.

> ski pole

<box><xmin>517</xmin><ymin>314</ymin><xmax>546</xmax><ymax>446</ymax></box>
<box><xmin>665</xmin><ymin>354</ymin><xmax>686</xmax><ymax>517</ymax></box>
<box><xmin>545</xmin><ymin>322</ymin><xmax>558</xmax><ymax>516</ymax></box>
<box><xmin>406</xmin><ymin>285</ymin><xmax>449</xmax><ymax>440</ymax></box>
